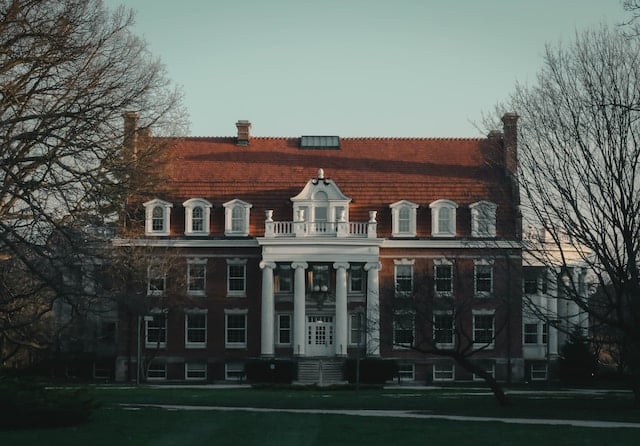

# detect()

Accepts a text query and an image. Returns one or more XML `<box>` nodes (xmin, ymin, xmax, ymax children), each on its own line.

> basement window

<box><xmin>300</xmin><ymin>136</ymin><xmax>340</xmax><ymax>149</ymax></box>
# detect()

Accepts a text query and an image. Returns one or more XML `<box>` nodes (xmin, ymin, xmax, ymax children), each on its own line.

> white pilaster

<box><xmin>546</xmin><ymin>269</ymin><xmax>559</xmax><ymax>356</ymax></box>
<box><xmin>333</xmin><ymin>262</ymin><xmax>349</xmax><ymax>357</ymax></box>
<box><xmin>365</xmin><ymin>262</ymin><xmax>382</xmax><ymax>356</ymax></box>
<box><xmin>260</xmin><ymin>261</ymin><xmax>276</xmax><ymax>356</ymax></box>
<box><xmin>292</xmin><ymin>261</ymin><xmax>308</xmax><ymax>356</ymax></box>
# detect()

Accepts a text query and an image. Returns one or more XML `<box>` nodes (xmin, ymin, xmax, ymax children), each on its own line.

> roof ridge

<box><xmin>180</xmin><ymin>136</ymin><xmax>485</xmax><ymax>141</ymax></box>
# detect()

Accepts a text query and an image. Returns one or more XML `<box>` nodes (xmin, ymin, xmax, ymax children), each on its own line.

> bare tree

<box><xmin>502</xmin><ymin>24</ymin><xmax>640</xmax><ymax>405</ymax></box>
<box><xmin>0</xmin><ymin>0</ymin><xmax>186</xmax><ymax>365</ymax></box>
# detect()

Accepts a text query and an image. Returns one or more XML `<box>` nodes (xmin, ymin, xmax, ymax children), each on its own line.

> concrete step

<box><xmin>297</xmin><ymin>359</ymin><xmax>345</xmax><ymax>385</ymax></box>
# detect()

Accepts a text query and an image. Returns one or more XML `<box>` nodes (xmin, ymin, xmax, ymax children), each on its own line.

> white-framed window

<box><xmin>429</xmin><ymin>199</ymin><xmax>457</xmax><ymax>237</ymax></box>
<box><xmin>398</xmin><ymin>363</ymin><xmax>415</xmax><ymax>381</ymax></box>
<box><xmin>185</xmin><ymin>362</ymin><xmax>207</xmax><ymax>381</ymax></box>
<box><xmin>277</xmin><ymin>313</ymin><xmax>292</xmax><ymax>345</ymax></box>
<box><xmin>524</xmin><ymin>322</ymin><xmax>548</xmax><ymax>345</ymax></box>
<box><xmin>145</xmin><ymin>311</ymin><xmax>167</xmax><ymax>349</ymax></box>
<box><xmin>227</xmin><ymin>258</ymin><xmax>247</xmax><ymax>297</ymax></box>
<box><xmin>275</xmin><ymin>264</ymin><xmax>292</xmax><ymax>293</ymax></box>
<box><xmin>473</xmin><ymin>311</ymin><xmax>495</xmax><ymax>349</ymax></box>
<box><xmin>185</xmin><ymin>310</ymin><xmax>207</xmax><ymax>348</ymax></box>
<box><xmin>474</xmin><ymin>259</ymin><xmax>494</xmax><ymax>297</ymax></box>
<box><xmin>473</xmin><ymin>362</ymin><xmax>496</xmax><ymax>381</ymax></box>
<box><xmin>433</xmin><ymin>312</ymin><xmax>454</xmax><ymax>348</ymax></box>
<box><xmin>187</xmin><ymin>259</ymin><xmax>207</xmax><ymax>296</ymax></box>
<box><xmin>225</xmin><ymin>362</ymin><xmax>245</xmax><ymax>381</ymax></box>
<box><xmin>433</xmin><ymin>362</ymin><xmax>455</xmax><ymax>381</ymax></box>
<box><xmin>183</xmin><ymin>198</ymin><xmax>212</xmax><ymax>236</ymax></box>
<box><xmin>469</xmin><ymin>201</ymin><xmax>497</xmax><ymax>238</ymax></box>
<box><xmin>143</xmin><ymin>199</ymin><xmax>173</xmax><ymax>236</ymax></box>
<box><xmin>349</xmin><ymin>265</ymin><xmax>364</xmax><ymax>293</ymax></box>
<box><xmin>394</xmin><ymin>259</ymin><xmax>414</xmax><ymax>298</ymax></box>
<box><xmin>223</xmin><ymin>199</ymin><xmax>252</xmax><ymax>236</ymax></box>
<box><xmin>434</xmin><ymin>259</ymin><xmax>453</xmax><ymax>296</ymax></box>
<box><xmin>393</xmin><ymin>312</ymin><xmax>414</xmax><ymax>348</ymax></box>
<box><xmin>147</xmin><ymin>261</ymin><xmax>166</xmax><ymax>296</ymax></box>
<box><xmin>225</xmin><ymin>309</ymin><xmax>247</xmax><ymax>349</ymax></box>
<box><xmin>146</xmin><ymin>360</ymin><xmax>167</xmax><ymax>380</ymax></box>
<box><xmin>349</xmin><ymin>312</ymin><xmax>364</xmax><ymax>345</ymax></box>
<box><xmin>390</xmin><ymin>200</ymin><xmax>418</xmax><ymax>237</ymax></box>
<box><xmin>530</xmin><ymin>363</ymin><xmax>548</xmax><ymax>381</ymax></box>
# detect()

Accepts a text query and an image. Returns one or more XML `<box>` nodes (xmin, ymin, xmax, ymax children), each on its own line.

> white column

<box><xmin>365</xmin><ymin>262</ymin><xmax>382</xmax><ymax>356</ymax></box>
<box><xmin>546</xmin><ymin>268</ymin><xmax>559</xmax><ymax>356</ymax></box>
<box><xmin>333</xmin><ymin>262</ymin><xmax>349</xmax><ymax>357</ymax></box>
<box><xmin>260</xmin><ymin>261</ymin><xmax>276</xmax><ymax>357</ymax></box>
<box><xmin>292</xmin><ymin>262</ymin><xmax>308</xmax><ymax>356</ymax></box>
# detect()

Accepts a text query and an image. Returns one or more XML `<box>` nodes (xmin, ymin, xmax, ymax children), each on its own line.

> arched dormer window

<box><xmin>143</xmin><ymin>199</ymin><xmax>173</xmax><ymax>236</ymax></box>
<box><xmin>429</xmin><ymin>199</ymin><xmax>458</xmax><ymax>238</ymax></box>
<box><xmin>390</xmin><ymin>200</ymin><xmax>418</xmax><ymax>237</ymax></box>
<box><xmin>470</xmin><ymin>201</ymin><xmax>497</xmax><ymax>238</ymax></box>
<box><xmin>183</xmin><ymin>198</ymin><xmax>212</xmax><ymax>236</ymax></box>
<box><xmin>223</xmin><ymin>199</ymin><xmax>252</xmax><ymax>236</ymax></box>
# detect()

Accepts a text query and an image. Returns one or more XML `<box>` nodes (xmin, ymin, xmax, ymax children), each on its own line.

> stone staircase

<box><xmin>297</xmin><ymin>358</ymin><xmax>345</xmax><ymax>385</ymax></box>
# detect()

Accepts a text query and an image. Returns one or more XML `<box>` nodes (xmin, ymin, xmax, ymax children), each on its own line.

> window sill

<box><xmin>227</xmin><ymin>292</ymin><xmax>247</xmax><ymax>298</ymax></box>
<box><xmin>185</xmin><ymin>343</ymin><xmax>206</xmax><ymax>349</ymax></box>
<box><xmin>187</xmin><ymin>292</ymin><xmax>207</xmax><ymax>297</ymax></box>
<box><xmin>225</xmin><ymin>344</ymin><xmax>247</xmax><ymax>349</ymax></box>
<box><xmin>145</xmin><ymin>343</ymin><xmax>167</xmax><ymax>349</ymax></box>
<box><xmin>473</xmin><ymin>343</ymin><xmax>494</xmax><ymax>350</ymax></box>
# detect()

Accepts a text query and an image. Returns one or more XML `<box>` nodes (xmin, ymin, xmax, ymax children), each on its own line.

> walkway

<box><xmin>122</xmin><ymin>404</ymin><xmax>640</xmax><ymax>429</ymax></box>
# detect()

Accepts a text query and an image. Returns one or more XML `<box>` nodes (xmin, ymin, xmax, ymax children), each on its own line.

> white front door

<box><xmin>306</xmin><ymin>316</ymin><xmax>334</xmax><ymax>356</ymax></box>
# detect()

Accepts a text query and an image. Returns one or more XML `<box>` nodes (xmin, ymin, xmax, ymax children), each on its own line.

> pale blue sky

<box><xmin>106</xmin><ymin>1</ymin><xmax>626</xmax><ymax>137</ymax></box>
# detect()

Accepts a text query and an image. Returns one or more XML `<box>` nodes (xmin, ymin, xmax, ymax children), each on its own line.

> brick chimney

<box><xmin>236</xmin><ymin>120</ymin><xmax>251</xmax><ymax>146</ymax></box>
<box><xmin>123</xmin><ymin>111</ymin><xmax>139</xmax><ymax>159</ymax></box>
<box><xmin>501</xmin><ymin>112</ymin><xmax>519</xmax><ymax>175</ymax></box>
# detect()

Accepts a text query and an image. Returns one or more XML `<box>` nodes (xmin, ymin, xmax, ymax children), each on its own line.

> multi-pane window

<box><xmin>433</xmin><ymin>313</ymin><xmax>454</xmax><ymax>346</ymax></box>
<box><xmin>390</xmin><ymin>200</ymin><xmax>418</xmax><ymax>237</ymax></box>
<box><xmin>434</xmin><ymin>262</ymin><xmax>453</xmax><ymax>295</ymax></box>
<box><xmin>474</xmin><ymin>261</ymin><xmax>493</xmax><ymax>296</ymax></box>
<box><xmin>398</xmin><ymin>363</ymin><xmax>415</xmax><ymax>381</ymax></box>
<box><xmin>530</xmin><ymin>363</ymin><xmax>548</xmax><ymax>381</ymax></box>
<box><xmin>185</xmin><ymin>312</ymin><xmax>207</xmax><ymax>348</ymax></box>
<box><xmin>473</xmin><ymin>363</ymin><xmax>496</xmax><ymax>381</ymax></box>
<box><xmin>429</xmin><ymin>199</ymin><xmax>457</xmax><ymax>237</ymax></box>
<box><xmin>185</xmin><ymin>362</ymin><xmax>207</xmax><ymax>380</ymax></box>
<box><xmin>275</xmin><ymin>264</ymin><xmax>292</xmax><ymax>293</ymax></box>
<box><xmin>473</xmin><ymin>313</ymin><xmax>495</xmax><ymax>347</ymax></box>
<box><xmin>277</xmin><ymin>314</ymin><xmax>291</xmax><ymax>345</ymax></box>
<box><xmin>145</xmin><ymin>313</ymin><xmax>167</xmax><ymax>348</ymax></box>
<box><xmin>227</xmin><ymin>259</ymin><xmax>247</xmax><ymax>296</ymax></box>
<box><xmin>183</xmin><ymin>198</ymin><xmax>212</xmax><ymax>236</ymax></box>
<box><xmin>187</xmin><ymin>260</ymin><xmax>206</xmax><ymax>295</ymax></box>
<box><xmin>231</xmin><ymin>206</ymin><xmax>244</xmax><ymax>232</ymax></box>
<box><xmin>349</xmin><ymin>265</ymin><xmax>364</xmax><ymax>293</ymax></box>
<box><xmin>144</xmin><ymin>199</ymin><xmax>172</xmax><ymax>236</ymax></box>
<box><xmin>433</xmin><ymin>363</ymin><xmax>455</xmax><ymax>381</ymax></box>
<box><xmin>223</xmin><ymin>199</ymin><xmax>251</xmax><ymax>236</ymax></box>
<box><xmin>398</xmin><ymin>207</ymin><xmax>410</xmax><ymax>233</ymax></box>
<box><xmin>393</xmin><ymin>313</ymin><xmax>414</xmax><ymax>347</ymax></box>
<box><xmin>152</xmin><ymin>206</ymin><xmax>164</xmax><ymax>231</ymax></box>
<box><xmin>350</xmin><ymin>313</ymin><xmax>364</xmax><ymax>345</ymax></box>
<box><xmin>147</xmin><ymin>360</ymin><xmax>166</xmax><ymax>380</ymax></box>
<box><xmin>395</xmin><ymin>263</ymin><xmax>413</xmax><ymax>298</ymax></box>
<box><xmin>226</xmin><ymin>362</ymin><xmax>245</xmax><ymax>381</ymax></box>
<box><xmin>191</xmin><ymin>206</ymin><xmax>204</xmax><ymax>232</ymax></box>
<box><xmin>470</xmin><ymin>201</ymin><xmax>497</xmax><ymax>238</ymax></box>
<box><xmin>225</xmin><ymin>311</ymin><xmax>247</xmax><ymax>348</ymax></box>
<box><xmin>524</xmin><ymin>323</ymin><xmax>539</xmax><ymax>344</ymax></box>
<box><xmin>147</xmin><ymin>262</ymin><xmax>166</xmax><ymax>296</ymax></box>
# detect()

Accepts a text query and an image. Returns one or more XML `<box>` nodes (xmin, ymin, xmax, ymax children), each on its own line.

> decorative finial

<box><xmin>317</xmin><ymin>168</ymin><xmax>325</xmax><ymax>180</ymax></box>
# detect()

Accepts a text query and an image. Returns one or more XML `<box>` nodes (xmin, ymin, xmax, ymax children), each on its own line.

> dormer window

<box><xmin>223</xmin><ymin>199</ymin><xmax>252</xmax><ymax>236</ymax></box>
<box><xmin>390</xmin><ymin>200</ymin><xmax>418</xmax><ymax>237</ymax></box>
<box><xmin>183</xmin><ymin>198</ymin><xmax>212</xmax><ymax>236</ymax></box>
<box><xmin>144</xmin><ymin>199</ymin><xmax>172</xmax><ymax>236</ymax></box>
<box><xmin>429</xmin><ymin>199</ymin><xmax>458</xmax><ymax>238</ymax></box>
<box><xmin>470</xmin><ymin>201</ymin><xmax>497</xmax><ymax>238</ymax></box>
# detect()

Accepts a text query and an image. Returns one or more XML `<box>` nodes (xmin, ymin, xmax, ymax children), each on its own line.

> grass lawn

<box><xmin>1</xmin><ymin>385</ymin><xmax>639</xmax><ymax>445</ymax></box>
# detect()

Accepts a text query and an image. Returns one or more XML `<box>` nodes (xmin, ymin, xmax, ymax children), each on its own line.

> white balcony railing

<box><xmin>264</xmin><ymin>210</ymin><xmax>378</xmax><ymax>239</ymax></box>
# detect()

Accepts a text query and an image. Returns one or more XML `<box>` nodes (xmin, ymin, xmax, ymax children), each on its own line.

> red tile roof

<box><xmin>132</xmin><ymin>135</ymin><xmax>518</xmax><ymax>239</ymax></box>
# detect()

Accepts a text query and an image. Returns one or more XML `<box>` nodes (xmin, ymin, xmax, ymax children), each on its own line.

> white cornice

<box><xmin>381</xmin><ymin>239</ymin><xmax>521</xmax><ymax>249</ymax></box>
<box><xmin>113</xmin><ymin>238</ymin><xmax>260</xmax><ymax>248</ymax></box>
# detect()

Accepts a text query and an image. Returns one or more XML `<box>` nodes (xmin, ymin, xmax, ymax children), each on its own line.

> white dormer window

<box><xmin>223</xmin><ymin>199</ymin><xmax>252</xmax><ymax>236</ymax></box>
<box><xmin>144</xmin><ymin>199</ymin><xmax>172</xmax><ymax>236</ymax></box>
<box><xmin>390</xmin><ymin>200</ymin><xmax>418</xmax><ymax>237</ymax></box>
<box><xmin>470</xmin><ymin>201</ymin><xmax>497</xmax><ymax>237</ymax></box>
<box><xmin>429</xmin><ymin>199</ymin><xmax>458</xmax><ymax>238</ymax></box>
<box><xmin>183</xmin><ymin>198</ymin><xmax>212</xmax><ymax>236</ymax></box>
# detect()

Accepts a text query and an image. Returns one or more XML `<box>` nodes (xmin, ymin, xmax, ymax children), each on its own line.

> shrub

<box><xmin>345</xmin><ymin>358</ymin><xmax>398</xmax><ymax>384</ymax></box>
<box><xmin>558</xmin><ymin>331</ymin><xmax>598</xmax><ymax>385</ymax></box>
<box><xmin>245</xmin><ymin>359</ymin><xmax>295</xmax><ymax>384</ymax></box>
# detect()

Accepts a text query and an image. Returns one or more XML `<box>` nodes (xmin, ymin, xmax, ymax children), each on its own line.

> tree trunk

<box><xmin>454</xmin><ymin>355</ymin><xmax>511</xmax><ymax>406</ymax></box>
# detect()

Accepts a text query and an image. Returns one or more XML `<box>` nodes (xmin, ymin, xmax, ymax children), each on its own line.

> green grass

<box><xmin>1</xmin><ymin>385</ymin><xmax>638</xmax><ymax>445</ymax></box>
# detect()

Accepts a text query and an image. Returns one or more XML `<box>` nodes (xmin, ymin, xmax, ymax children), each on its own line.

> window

<box><xmin>277</xmin><ymin>314</ymin><xmax>292</xmax><ymax>345</ymax></box>
<box><xmin>227</xmin><ymin>258</ymin><xmax>247</xmax><ymax>297</ymax></box>
<box><xmin>473</xmin><ymin>363</ymin><xmax>496</xmax><ymax>381</ymax></box>
<box><xmin>474</xmin><ymin>260</ymin><xmax>493</xmax><ymax>296</ymax></box>
<box><xmin>473</xmin><ymin>313</ymin><xmax>495</xmax><ymax>349</ymax></box>
<box><xmin>185</xmin><ymin>312</ymin><xmax>207</xmax><ymax>348</ymax></box>
<box><xmin>523</xmin><ymin>276</ymin><xmax>538</xmax><ymax>294</ymax></box>
<box><xmin>183</xmin><ymin>198</ymin><xmax>212</xmax><ymax>236</ymax></box>
<box><xmin>393</xmin><ymin>312</ymin><xmax>414</xmax><ymax>348</ymax></box>
<box><xmin>310</xmin><ymin>264</ymin><xmax>330</xmax><ymax>292</ymax></box>
<box><xmin>225</xmin><ymin>310</ymin><xmax>247</xmax><ymax>348</ymax></box>
<box><xmin>187</xmin><ymin>259</ymin><xmax>206</xmax><ymax>296</ymax></box>
<box><xmin>530</xmin><ymin>363</ymin><xmax>548</xmax><ymax>381</ymax></box>
<box><xmin>349</xmin><ymin>265</ymin><xmax>364</xmax><ymax>293</ymax></box>
<box><xmin>147</xmin><ymin>360</ymin><xmax>166</xmax><ymax>380</ymax></box>
<box><xmin>470</xmin><ymin>201</ymin><xmax>497</xmax><ymax>237</ymax></box>
<box><xmin>147</xmin><ymin>261</ymin><xmax>166</xmax><ymax>296</ymax></box>
<box><xmin>223</xmin><ymin>199</ymin><xmax>252</xmax><ymax>236</ymax></box>
<box><xmin>394</xmin><ymin>260</ymin><xmax>414</xmax><ymax>298</ymax></box>
<box><xmin>349</xmin><ymin>312</ymin><xmax>364</xmax><ymax>345</ymax></box>
<box><xmin>398</xmin><ymin>363</ymin><xmax>415</xmax><ymax>381</ymax></box>
<box><xmin>143</xmin><ymin>199</ymin><xmax>172</xmax><ymax>236</ymax></box>
<box><xmin>524</xmin><ymin>323</ymin><xmax>539</xmax><ymax>344</ymax></box>
<box><xmin>433</xmin><ymin>363</ymin><xmax>455</xmax><ymax>381</ymax></box>
<box><xmin>434</xmin><ymin>260</ymin><xmax>453</xmax><ymax>296</ymax></box>
<box><xmin>226</xmin><ymin>362</ymin><xmax>245</xmax><ymax>381</ymax></box>
<box><xmin>433</xmin><ymin>312</ymin><xmax>454</xmax><ymax>347</ymax></box>
<box><xmin>275</xmin><ymin>264</ymin><xmax>292</xmax><ymax>293</ymax></box>
<box><xmin>185</xmin><ymin>362</ymin><xmax>207</xmax><ymax>381</ymax></box>
<box><xmin>145</xmin><ymin>312</ymin><xmax>167</xmax><ymax>349</ymax></box>
<box><xmin>390</xmin><ymin>200</ymin><xmax>418</xmax><ymax>237</ymax></box>
<box><xmin>429</xmin><ymin>199</ymin><xmax>458</xmax><ymax>237</ymax></box>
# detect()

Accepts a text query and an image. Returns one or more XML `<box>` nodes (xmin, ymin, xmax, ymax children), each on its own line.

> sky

<box><xmin>104</xmin><ymin>0</ymin><xmax>626</xmax><ymax>137</ymax></box>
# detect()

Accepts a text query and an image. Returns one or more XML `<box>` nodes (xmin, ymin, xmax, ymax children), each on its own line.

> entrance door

<box><xmin>306</xmin><ymin>316</ymin><xmax>334</xmax><ymax>356</ymax></box>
